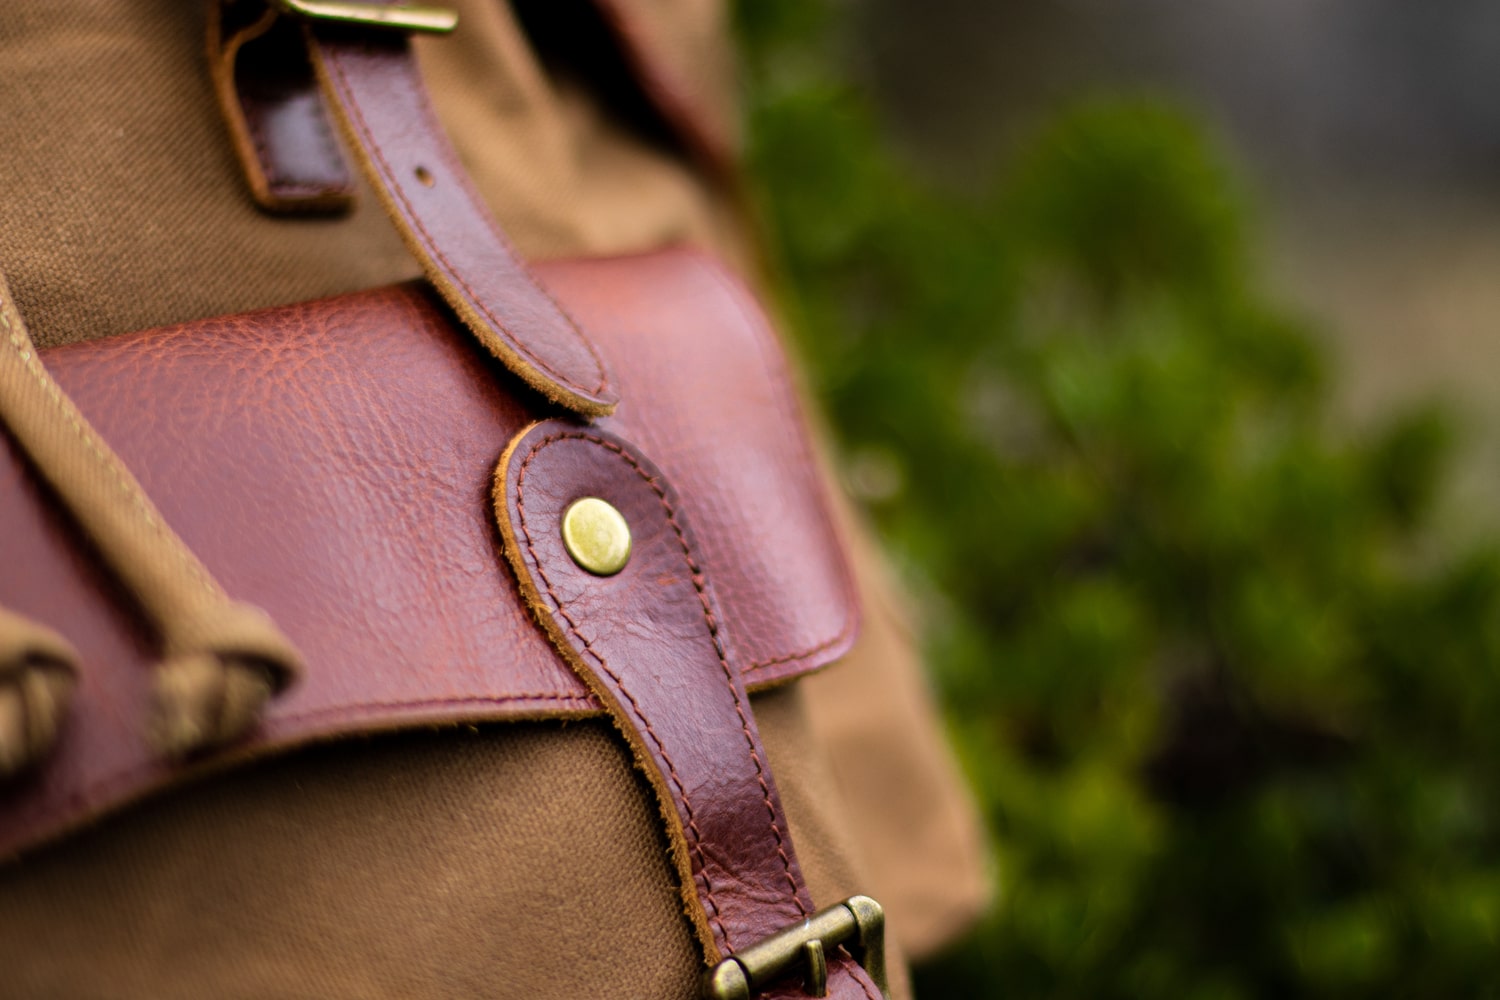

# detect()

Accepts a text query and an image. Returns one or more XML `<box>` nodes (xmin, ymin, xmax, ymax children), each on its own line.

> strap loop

<box><xmin>0</xmin><ymin>274</ymin><xmax>302</xmax><ymax>761</ymax></box>
<box><xmin>0</xmin><ymin>607</ymin><xmax>78</xmax><ymax>779</ymax></box>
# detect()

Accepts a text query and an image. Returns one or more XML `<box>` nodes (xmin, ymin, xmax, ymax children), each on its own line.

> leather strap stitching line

<box><xmin>418</xmin><ymin>97</ymin><xmax>608</xmax><ymax>396</ymax></box>
<box><xmin>685</xmin><ymin>252</ymin><xmax>860</xmax><ymax>675</ymax></box>
<box><xmin>514</xmin><ymin>435</ymin><xmax>731</xmax><ymax>950</ymax></box>
<box><xmin>320</xmin><ymin>46</ymin><xmax>610</xmax><ymax>398</ymax></box>
<box><xmin>517</xmin><ymin>430</ymin><xmax>812</xmax><ymax>944</ymax></box>
<box><xmin>837</xmin><ymin>951</ymin><xmax>882</xmax><ymax>1000</ymax></box>
<box><xmin>0</xmin><ymin>296</ymin><xmax>221</xmax><ymax>602</ymax></box>
<box><xmin>638</xmin><ymin>444</ymin><xmax>812</xmax><ymax>920</ymax></box>
<box><xmin>743</xmin><ymin>633</ymin><xmax>847</xmax><ymax>676</ymax></box>
<box><xmin>591</xmin><ymin>430</ymin><xmax>809</xmax><ymax>917</ymax></box>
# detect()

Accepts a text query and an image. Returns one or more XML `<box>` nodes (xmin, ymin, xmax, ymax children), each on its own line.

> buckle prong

<box><xmin>705</xmin><ymin>895</ymin><xmax>888</xmax><ymax>999</ymax></box>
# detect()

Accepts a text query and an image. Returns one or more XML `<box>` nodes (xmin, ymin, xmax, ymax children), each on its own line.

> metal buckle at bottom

<box><xmin>705</xmin><ymin>895</ymin><xmax>888</xmax><ymax>999</ymax></box>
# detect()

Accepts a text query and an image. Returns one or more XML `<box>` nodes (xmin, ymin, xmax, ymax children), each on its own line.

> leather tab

<box><xmin>209</xmin><ymin>1</ymin><xmax>357</xmax><ymax>213</ymax></box>
<box><xmin>305</xmin><ymin>25</ymin><xmax>619</xmax><ymax>416</ymax></box>
<box><xmin>495</xmin><ymin>422</ymin><xmax>879</xmax><ymax>999</ymax></box>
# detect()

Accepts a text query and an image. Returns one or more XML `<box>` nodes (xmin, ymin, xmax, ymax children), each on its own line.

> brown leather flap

<box><xmin>0</xmin><ymin>249</ymin><xmax>856</xmax><ymax>858</ymax></box>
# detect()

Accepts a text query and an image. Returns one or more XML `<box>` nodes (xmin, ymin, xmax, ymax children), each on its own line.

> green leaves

<box><xmin>1005</xmin><ymin>101</ymin><xmax>1248</xmax><ymax>302</ymax></box>
<box><xmin>738</xmin><ymin>4</ymin><xmax>1500</xmax><ymax>994</ymax></box>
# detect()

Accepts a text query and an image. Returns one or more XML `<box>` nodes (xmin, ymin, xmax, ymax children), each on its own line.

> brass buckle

<box><xmin>274</xmin><ymin>0</ymin><xmax>458</xmax><ymax>34</ymax></box>
<box><xmin>705</xmin><ymin>895</ymin><xmax>889</xmax><ymax>999</ymax></box>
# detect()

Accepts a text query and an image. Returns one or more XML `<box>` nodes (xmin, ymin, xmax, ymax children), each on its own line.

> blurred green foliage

<box><xmin>736</xmin><ymin>3</ymin><xmax>1500</xmax><ymax>996</ymax></box>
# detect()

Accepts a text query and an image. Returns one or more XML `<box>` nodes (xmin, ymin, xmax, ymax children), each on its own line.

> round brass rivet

<box><xmin>560</xmin><ymin>497</ymin><xmax>632</xmax><ymax>576</ymax></box>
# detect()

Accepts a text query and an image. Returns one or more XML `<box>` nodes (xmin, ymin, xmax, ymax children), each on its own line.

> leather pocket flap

<box><xmin>0</xmin><ymin>249</ymin><xmax>856</xmax><ymax>857</ymax></box>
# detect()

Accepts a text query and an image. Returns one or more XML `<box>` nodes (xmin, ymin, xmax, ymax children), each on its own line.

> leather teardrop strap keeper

<box><xmin>216</xmin><ymin>0</ymin><xmax>621</xmax><ymax>416</ymax></box>
<box><xmin>496</xmin><ymin>422</ymin><xmax>885</xmax><ymax>1000</ymax></box>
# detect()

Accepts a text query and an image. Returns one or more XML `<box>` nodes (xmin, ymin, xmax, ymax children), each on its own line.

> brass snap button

<box><xmin>561</xmin><ymin>497</ymin><xmax>632</xmax><ymax>576</ymax></box>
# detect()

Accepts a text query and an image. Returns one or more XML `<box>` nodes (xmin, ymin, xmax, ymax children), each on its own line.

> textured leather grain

<box><xmin>0</xmin><ymin>249</ymin><xmax>856</xmax><ymax>860</ymax></box>
<box><xmin>307</xmin><ymin>26</ymin><xmax>618</xmax><ymax>415</ymax></box>
<box><xmin>497</xmin><ymin>422</ymin><xmax>880</xmax><ymax>1000</ymax></box>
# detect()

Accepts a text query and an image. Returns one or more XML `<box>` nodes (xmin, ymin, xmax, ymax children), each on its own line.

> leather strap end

<box><xmin>209</xmin><ymin>0</ymin><xmax>358</xmax><ymax>214</ymax></box>
<box><xmin>494</xmin><ymin>422</ymin><xmax>882</xmax><ymax>999</ymax></box>
<box><xmin>495</xmin><ymin>421</ymin><xmax>813</xmax><ymax>961</ymax></box>
<box><xmin>303</xmin><ymin>28</ymin><xmax>619</xmax><ymax>417</ymax></box>
<box><xmin>493</xmin><ymin>421</ymin><xmax>717</xmax><ymax>954</ymax></box>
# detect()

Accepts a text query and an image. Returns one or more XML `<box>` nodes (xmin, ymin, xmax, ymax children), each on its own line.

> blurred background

<box><xmin>734</xmin><ymin>2</ymin><xmax>1500</xmax><ymax>995</ymax></box>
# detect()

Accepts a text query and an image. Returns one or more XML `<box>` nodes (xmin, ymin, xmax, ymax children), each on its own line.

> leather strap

<box><xmin>208</xmin><ymin>1</ymin><xmax>357</xmax><ymax>213</ymax></box>
<box><xmin>305</xmin><ymin>23</ymin><xmax>618</xmax><ymax>416</ymax></box>
<box><xmin>496</xmin><ymin>422</ymin><xmax>879</xmax><ymax>999</ymax></box>
<box><xmin>210</xmin><ymin>2</ymin><xmax>618</xmax><ymax>416</ymax></box>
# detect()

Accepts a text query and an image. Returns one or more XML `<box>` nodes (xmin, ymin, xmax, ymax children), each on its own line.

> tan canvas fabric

<box><xmin>0</xmin><ymin>690</ymin><xmax>915</xmax><ymax>1000</ymax></box>
<box><xmin>0</xmin><ymin>0</ymin><xmax>992</xmax><ymax>994</ymax></box>
<box><xmin>808</xmin><ymin>490</ymin><xmax>994</xmax><ymax>960</ymax></box>
<box><xmin>0</xmin><ymin>0</ymin><xmax>743</xmax><ymax>349</ymax></box>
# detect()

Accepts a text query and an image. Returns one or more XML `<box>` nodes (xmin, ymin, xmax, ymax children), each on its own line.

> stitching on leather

<box><xmin>0</xmin><ymin>294</ymin><xmax>220</xmax><ymax>601</ymax></box>
<box><xmin>515</xmin><ymin>432</ymin><xmax>732</xmax><ymax>949</ymax></box>
<box><xmin>837</xmin><ymin>954</ymin><xmax>882</xmax><ymax>1000</ymax></box>
<box><xmin>425</xmin><ymin>123</ymin><xmax>609</xmax><ymax>396</ymax></box>
<box><xmin>516</xmin><ymin>430</ymin><xmax>815</xmax><ymax>951</ymax></box>
<box><xmin>323</xmin><ymin>47</ymin><xmax>611</xmax><ymax>399</ymax></box>
<box><xmin>744</xmin><ymin>635</ymin><xmax>847</xmax><ymax>674</ymax></box>
<box><xmin>682</xmin><ymin>251</ymin><xmax>861</xmax><ymax>680</ymax></box>
<box><xmin>643</xmin><ymin>452</ymin><xmax>812</xmax><ymax>920</ymax></box>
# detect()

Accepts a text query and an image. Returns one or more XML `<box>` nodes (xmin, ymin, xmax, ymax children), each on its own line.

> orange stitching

<box><xmin>514</xmin><ymin>433</ymin><xmax>730</xmax><ymax>949</ymax></box>
<box><xmin>323</xmin><ymin>47</ymin><xmax>611</xmax><ymax>398</ymax></box>
<box><xmin>844</xmin><ymin>955</ymin><xmax>881</xmax><ymax>1000</ymax></box>
<box><xmin>647</xmin><ymin>453</ymin><xmax>813</xmax><ymax>919</ymax></box>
